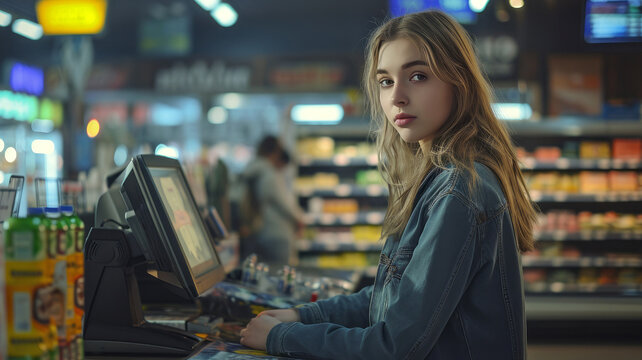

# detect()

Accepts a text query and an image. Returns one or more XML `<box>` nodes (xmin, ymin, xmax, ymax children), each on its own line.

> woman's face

<box><xmin>377</xmin><ymin>37</ymin><xmax>453</xmax><ymax>144</ymax></box>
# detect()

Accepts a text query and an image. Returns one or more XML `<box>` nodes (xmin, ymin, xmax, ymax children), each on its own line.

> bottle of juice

<box><xmin>44</xmin><ymin>207</ymin><xmax>69</xmax><ymax>360</ymax></box>
<box><xmin>3</xmin><ymin>208</ymin><xmax>50</xmax><ymax>359</ymax></box>
<box><xmin>37</xmin><ymin>208</ymin><xmax>59</xmax><ymax>360</ymax></box>
<box><xmin>59</xmin><ymin>205</ymin><xmax>84</xmax><ymax>360</ymax></box>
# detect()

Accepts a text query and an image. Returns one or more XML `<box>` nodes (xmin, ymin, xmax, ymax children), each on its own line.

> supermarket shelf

<box><xmin>529</xmin><ymin>191</ymin><xmax>642</xmax><ymax>202</ymax></box>
<box><xmin>526</xmin><ymin>283</ymin><xmax>641</xmax><ymax>296</ymax></box>
<box><xmin>505</xmin><ymin>118</ymin><xmax>642</xmax><ymax>137</ymax></box>
<box><xmin>525</xmin><ymin>295</ymin><xmax>642</xmax><ymax>321</ymax></box>
<box><xmin>298</xmin><ymin>184</ymin><xmax>388</xmax><ymax>198</ymax></box>
<box><xmin>520</xmin><ymin>158</ymin><xmax>642</xmax><ymax>170</ymax></box>
<box><xmin>298</xmin><ymin>155</ymin><xmax>378</xmax><ymax>167</ymax></box>
<box><xmin>535</xmin><ymin>230</ymin><xmax>642</xmax><ymax>241</ymax></box>
<box><xmin>304</xmin><ymin>211</ymin><xmax>386</xmax><ymax>226</ymax></box>
<box><xmin>522</xmin><ymin>256</ymin><xmax>642</xmax><ymax>268</ymax></box>
<box><xmin>298</xmin><ymin>239</ymin><xmax>382</xmax><ymax>253</ymax></box>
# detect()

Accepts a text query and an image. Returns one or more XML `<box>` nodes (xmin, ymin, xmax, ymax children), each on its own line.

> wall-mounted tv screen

<box><xmin>584</xmin><ymin>0</ymin><xmax>642</xmax><ymax>43</ymax></box>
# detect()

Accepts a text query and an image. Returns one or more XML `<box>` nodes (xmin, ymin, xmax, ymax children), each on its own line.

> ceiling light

<box><xmin>291</xmin><ymin>104</ymin><xmax>344</xmax><ymax>124</ymax></box>
<box><xmin>194</xmin><ymin>0</ymin><xmax>221</xmax><ymax>11</ymax></box>
<box><xmin>469</xmin><ymin>0</ymin><xmax>489</xmax><ymax>13</ymax></box>
<box><xmin>211</xmin><ymin>3</ymin><xmax>237</xmax><ymax>27</ymax></box>
<box><xmin>12</xmin><ymin>19</ymin><xmax>43</xmax><ymax>40</ymax></box>
<box><xmin>0</xmin><ymin>10</ymin><xmax>11</xmax><ymax>26</ymax></box>
<box><xmin>509</xmin><ymin>0</ymin><xmax>524</xmax><ymax>9</ymax></box>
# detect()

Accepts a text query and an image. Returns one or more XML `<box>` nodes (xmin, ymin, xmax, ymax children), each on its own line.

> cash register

<box><xmin>84</xmin><ymin>154</ymin><xmax>228</xmax><ymax>356</ymax></box>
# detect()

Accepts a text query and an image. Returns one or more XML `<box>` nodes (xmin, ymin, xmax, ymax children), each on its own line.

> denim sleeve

<box><xmin>296</xmin><ymin>285</ymin><xmax>372</xmax><ymax>327</ymax></box>
<box><xmin>266</xmin><ymin>194</ymin><xmax>478</xmax><ymax>359</ymax></box>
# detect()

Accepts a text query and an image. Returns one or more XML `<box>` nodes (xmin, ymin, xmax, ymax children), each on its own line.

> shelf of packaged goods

<box><xmin>529</xmin><ymin>191</ymin><xmax>642</xmax><ymax>202</ymax></box>
<box><xmin>520</xmin><ymin>158</ymin><xmax>642</xmax><ymax>170</ymax></box>
<box><xmin>298</xmin><ymin>239</ymin><xmax>382</xmax><ymax>253</ymax></box>
<box><xmin>535</xmin><ymin>230</ymin><xmax>642</xmax><ymax>241</ymax></box>
<box><xmin>522</xmin><ymin>256</ymin><xmax>642</xmax><ymax>268</ymax></box>
<box><xmin>525</xmin><ymin>283</ymin><xmax>642</xmax><ymax>296</ymax></box>
<box><xmin>297</xmin><ymin>184</ymin><xmax>388</xmax><ymax>198</ymax></box>
<box><xmin>525</xmin><ymin>295</ymin><xmax>642</xmax><ymax>321</ymax></box>
<box><xmin>304</xmin><ymin>211</ymin><xmax>386</xmax><ymax>226</ymax></box>
<box><xmin>505</xmin><ymin>119</ymin><xmax>642</xmax><ymax>137</ymax></box>
<box><xmin>298</xmin><ymin>155</ymin><xmax>379</xmax><ymax>167</ymax></box>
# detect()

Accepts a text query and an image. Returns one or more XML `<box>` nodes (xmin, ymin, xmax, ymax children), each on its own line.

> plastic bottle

<box><xmin>44</xmin><ymin>207</ymin><xmax>69</xmax><ymax>360</ymax></box>
<box><xmin>241</xmin><ymin>254</ymin><xmax>258</xmax><ymax>285</ymax></box>
<box><xmin>3</xmin><ymin>208</ymin><xmax>51</xmax><ymax>359</ymax></box>
<box><xmin>60</xmin><ymin>205</ymin><xmax>84</xmax><ymax>360</ymax></box>
<box><xmin>37</xmin><ymin>209</ymin><xmax>60</xmax><ymax>360</ymax></box>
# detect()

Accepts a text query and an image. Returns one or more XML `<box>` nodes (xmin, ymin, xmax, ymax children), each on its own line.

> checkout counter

<box><xmin>83</xmin><ymin>154</ymin><xmax>356</xmax><ymax>359</ymax></box>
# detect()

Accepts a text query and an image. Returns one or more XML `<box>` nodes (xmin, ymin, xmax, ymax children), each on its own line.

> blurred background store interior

<box><xmin>0</xmin><ymin>0</ymin><xmax>641</xmax><ymax>358</ymax></box>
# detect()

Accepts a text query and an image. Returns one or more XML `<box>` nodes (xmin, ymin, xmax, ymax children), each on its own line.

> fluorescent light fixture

<box><xmin>12</xmin><ymin>19</ymin><xmax>43</xmax><ymax>40</ymax></box>
<box><xmin>31</xmin><ymin>119</ymin><xmax>54</xmax><ymax>133</ymax></box>
<box><xmin>211</xmin><ymin>3</ymin><xmax>237</xmax><ymax>27</ymax></box>
<box><xmin>291</xmin><ymin>104</ymin><xmax>344</xmax><ymax>124</ymax></box>
<box><xmin>155</xmin><ymin>144</ymin><xmax>180</xmax><ymax>159</ymax></box>
<box><xmin>219</xmin><ymin>93</ymin><xmax>242</xmax><ymax>109</ymax></box>
<box><xmin>207</xmin><ymin>106</ymin><xmax>228</xmax><ymax>124</ymax></box>
<box><xmin>194</xmin><ymin>0</ymin><xmax>220</xmax><ymax>11</ymax></box>
<box><xmin>492</xmin><ymin>103</ymin><xmax>533</xmax><ymax>121</ymax></box>
<box><xmin>0</xmin><ymin>10</ymin><xmax>11</xmax><ymax>26</ymax></box>
<box><xmin>114</xmin><ymin>144</ymin><xmax>128</xmax><ymax>166</ymax></box>
<box><xmin>5</xmin><ymin>147</ymin><xmax>17</xmax><ymax>162</ymax></box>
<box><xmin>32</xmin><ymin>139</ymin><xmax>55</xmax><ymax>154</ymax></box>
<box><xmin>469</xmin><ymin>0</ymin><xmax>489</xmax><ymax>13</ymax></box>
<box><xmin>0</xmin><ymin>138</ymin><xmax>4</xmax><ymax>151</ymax></box>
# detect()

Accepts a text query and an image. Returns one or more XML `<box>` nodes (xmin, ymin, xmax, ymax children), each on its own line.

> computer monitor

<box><xmin>84</xmin><ymin>154</ymin><xmax>226</xmax><ymax>355</ymax></box>
<box><xmin>120</xmin><ymin>154</ymin><xmax>226</xmax><ymax>296</ymax></box>
<box><xmin>584</xmin><ymin>0</ymin><xmax>642</xmax><ymax>43</ymax></box>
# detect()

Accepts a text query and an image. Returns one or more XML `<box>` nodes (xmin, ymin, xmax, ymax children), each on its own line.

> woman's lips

<box><xmin>394</xmin><ymin>113</ymin><xmax>416</xmax><ymax>127</ymax></box>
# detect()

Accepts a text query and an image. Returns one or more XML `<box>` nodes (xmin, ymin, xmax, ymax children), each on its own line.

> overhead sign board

<box><xmin>36</xmin><ymin>0</ymin><xmax>107</xmax><ymax>35</ymax></box>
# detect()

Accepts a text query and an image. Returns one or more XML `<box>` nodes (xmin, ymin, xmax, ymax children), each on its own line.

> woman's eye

<box><xmin>410</xmin><ymin>73</ymin><xmax>427</xmax><ymax>81</ymax></box>
<box><xmin>379</xmin><ymin>79</ymin><xmax>393</xmax><ymax>87</ymax></box>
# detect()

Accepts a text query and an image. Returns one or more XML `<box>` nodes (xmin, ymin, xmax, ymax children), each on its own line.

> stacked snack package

<box><xmin>3</xmin><ymin>208</ymin><xmax>56</xmax><ymax>359</ymax></box>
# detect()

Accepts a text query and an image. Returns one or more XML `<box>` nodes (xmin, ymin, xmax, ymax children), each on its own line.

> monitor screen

<box><xmin>149</xmin><ymin>166</ymin><xmax>219</xmax><ymax>279</ymax></box>
<box><xmin>120</xmin><ymin>154</ymin><xmax>225</xmax><ymax>297</ymax></box>
<box><xmin>584</xmin><ymin>0</ymin><xmax>642</xmax><ymax>43</ymax></box>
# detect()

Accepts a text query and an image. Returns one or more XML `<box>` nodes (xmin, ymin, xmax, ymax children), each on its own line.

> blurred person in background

<box><xmin>239</xmin><ymin>135</ymin><xmax>305</xmax><ymax>266</ymax></box>
<box><xmin>205</xmin><ymin>148</ymin><xmax>232</xmax><ymax>230</ymax></box>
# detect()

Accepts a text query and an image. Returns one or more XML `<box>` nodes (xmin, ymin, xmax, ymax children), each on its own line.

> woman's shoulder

<box><xmin>425</xmin><ymin>162</ymin><xmax>506</xmax><ymax>212</ymax></box>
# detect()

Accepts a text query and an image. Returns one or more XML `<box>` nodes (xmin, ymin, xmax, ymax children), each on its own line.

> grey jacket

<box><xmin>266</xmin><ymin>163</ymin><xmax>526</xmax><ymax>359</ymax></box>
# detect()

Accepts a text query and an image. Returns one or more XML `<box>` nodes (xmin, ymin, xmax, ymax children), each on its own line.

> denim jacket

<box><xmin>266</xmin><ymin>163</ymin><xmax>526</xmax><ymax>359</ymax></box>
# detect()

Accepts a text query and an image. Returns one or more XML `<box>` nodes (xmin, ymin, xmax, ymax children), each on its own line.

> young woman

<box><xmin>239</xmin><ymin>10</ymin><xmax>537</xmax><ymax>359</ymax></box>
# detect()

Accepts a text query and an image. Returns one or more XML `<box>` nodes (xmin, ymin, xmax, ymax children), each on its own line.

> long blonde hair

<box><xmin>363</xmin><ymin>10</ymin><xmax>537</xmax><ymax>252</ymax></box>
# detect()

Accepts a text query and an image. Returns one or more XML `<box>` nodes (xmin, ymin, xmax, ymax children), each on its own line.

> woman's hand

<box><xmin>239</xmin><ymin>314</ymin><xmax>282</xmax><ymax>350</ymax></box>
<box><xmin>258</xmin><ymin>308</ymin><xmax>300</xmax><ymax>323</ymax></box>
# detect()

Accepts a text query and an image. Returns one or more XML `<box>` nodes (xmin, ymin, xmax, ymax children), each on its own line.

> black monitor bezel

<box><xmin>120</xmin><ymin>154</ymin><xmax>225</xmax><ymax>297</ymax></box>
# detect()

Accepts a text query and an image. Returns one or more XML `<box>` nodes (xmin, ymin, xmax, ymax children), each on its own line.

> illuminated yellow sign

<box><xmin>36</xmin><ymin>0</ymin><xmax>107</xmax><ymax>35</ymax></box>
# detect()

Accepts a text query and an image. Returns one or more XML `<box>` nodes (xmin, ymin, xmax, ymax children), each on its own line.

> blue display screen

<box><xmin>389</xmin><ymin>0</ymin><xmax>477</xmax><ymax>24</ymax></box>
<box><xmin>584</xmin><ymin>0</ymin><xmax>642</xmax><ymax>43</ymax></box>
